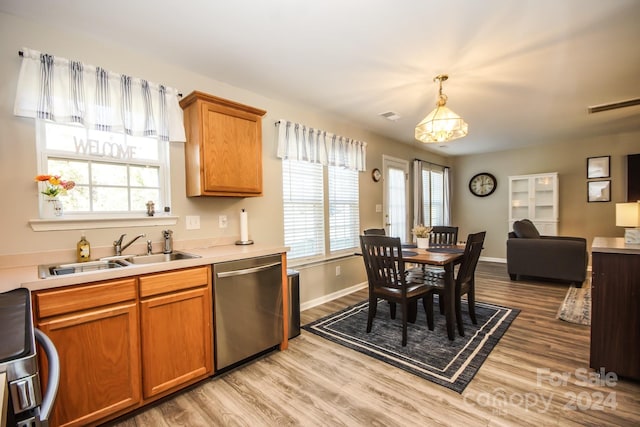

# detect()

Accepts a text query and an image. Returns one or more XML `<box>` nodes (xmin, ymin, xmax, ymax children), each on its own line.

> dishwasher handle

<box><xmin>216</xmin><ymin>262</ymin><xmax>281</xmax><ymax>278</ymax></box>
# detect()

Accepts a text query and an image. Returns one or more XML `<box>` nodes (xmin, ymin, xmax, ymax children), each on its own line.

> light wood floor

<box><xmin>109</xmin><ymin>262</ymin><xmax>640</xmax><ymax>426</ymax></box>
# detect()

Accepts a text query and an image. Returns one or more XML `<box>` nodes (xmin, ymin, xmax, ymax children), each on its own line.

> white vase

<box><xmin>416</xmin><ymin>237</ymin><xmax>429</xmax><ymax>249</ymax></box>
<box><xmin>42</xmin><ymin>196</ymin><xmax>63</xmax><ymax>218</ymax></box>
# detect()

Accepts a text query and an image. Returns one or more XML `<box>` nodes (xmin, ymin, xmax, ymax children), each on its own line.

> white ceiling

<box><xmin>2</xmin><ymin>0</ymin><xmax>640</xmax><ymax>156</ymax></box>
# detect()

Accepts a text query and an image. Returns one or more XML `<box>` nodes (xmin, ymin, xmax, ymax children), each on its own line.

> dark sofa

<box><xmin>506</xmin><ymin>219</ymin><xmax>588</xmax><ymax>286</ymax></box>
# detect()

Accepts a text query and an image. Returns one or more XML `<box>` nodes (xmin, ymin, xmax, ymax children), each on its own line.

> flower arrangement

<box><xmin>35</xmin><ymin>174</ymin><xmax>75</xmax><ymax>197</ymax></box>
<box><xmin>412</xmin><ymin>224</ymin><xmax>433</xmax><ymax>238</ymax></box>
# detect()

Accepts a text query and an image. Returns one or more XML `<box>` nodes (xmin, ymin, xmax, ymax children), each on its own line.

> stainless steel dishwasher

<box><xmin>213</xmin><ymin>254</ymin><xmax>283</xmax><ymax>371</ymax></box>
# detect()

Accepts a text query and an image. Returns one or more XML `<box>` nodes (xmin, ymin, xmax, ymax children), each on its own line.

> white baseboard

<box><xmin>300</xmin><ymin>281</ymin><xmax>367</xmax><ymax>311</ymax></box>
<box><xmin>481</xmin><ymin>256</ymin><xmax>506</xmax><ymax>263</ymax></box>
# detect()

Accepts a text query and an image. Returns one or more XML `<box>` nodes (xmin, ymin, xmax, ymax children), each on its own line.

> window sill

<box><xmin>29</xmin><ymin>215</ymin><xmax>179</xmax><ymax>232</ymax></box>
<box><xmin>287</xmin><ymin>251</ymin><xmax>357</xmax><ymax>269</ymax></box>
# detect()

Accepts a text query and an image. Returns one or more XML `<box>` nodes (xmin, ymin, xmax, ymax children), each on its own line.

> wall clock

<box><xmin>469</xmin><ymin>172</ymin><xmax>497</xmax><ymax>197</ymax></box>
<box><xmin>371</xmin><ymin>168</ymin><xmax>382</xmax><ymax>182</ymax></box>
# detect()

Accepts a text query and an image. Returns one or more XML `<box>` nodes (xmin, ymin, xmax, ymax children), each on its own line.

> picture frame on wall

<box><xmin>587</xmin><ymin>156</ymin><xmax>610</xmax><ymax>179</ymax></box>
<box><xmin>588</xmin><ymin>180</ymin><xmax>611</xmax><ymax>202</ymax></box>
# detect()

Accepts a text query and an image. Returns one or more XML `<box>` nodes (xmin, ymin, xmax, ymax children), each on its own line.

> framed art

<box><xmin>587</xmin><ymin>156</ymin><xmax>610</xmax><ymax>179</ymax></box>
<box><xmin>588</xmin><ymin>180</ymin><xmax>611</xmax><ymax>202</ymax></box>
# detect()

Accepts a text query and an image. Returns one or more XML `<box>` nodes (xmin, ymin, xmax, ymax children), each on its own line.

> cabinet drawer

<box><xmin>139</xmin><ymin>266</ymin><xmax>210</xmax><ymax>298</ymax></box>
<box><xmin>35</xmin><ymin>278</ymin><xmax>137</xmax><ymax>318</ymax></box>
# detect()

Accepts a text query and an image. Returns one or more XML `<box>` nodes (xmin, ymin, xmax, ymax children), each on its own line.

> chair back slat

<box><xmin>360</xmin><ymin>235</ymin><xmax>407</xmax><ymax>294</ymax></box>
<box><xmin>363</xmin><ymin>228</ymin><xmax>386</xmax><ymax>236</ymax></box>
<box><xmin>429</xmin><ymin>226</ymin><xmax>459</xmax><ymax>246</ymax></box>
<box><xmin>456</xmin><ymin>231</ymin><xmax>486</xmax><ymax>286</ymax></box>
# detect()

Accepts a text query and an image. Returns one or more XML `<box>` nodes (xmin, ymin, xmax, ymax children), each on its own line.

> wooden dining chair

<box><xmin>422</xmin><ymin>231</ymin><xmax>486</xmax><ymax>337</ymax></box>
<box><xmin>429</xmin><ymin>226</ymin><xmax>459</xmax><ymax>246</ymax></box>
<box><xmin>359</xmin><ymin>235</ymin><xmax>435</xmax><ymax>346</ymax></box>
<box><xmin>363</xmin><ymin>228</ymin><xmax>386</xmax><ymax>235</ymax></box>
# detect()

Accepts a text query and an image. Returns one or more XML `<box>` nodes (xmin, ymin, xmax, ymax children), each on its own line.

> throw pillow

<box><xmin>513</xmin><ymin>219</ymin><xmax>541</xmax><ymax>238</ymax></box>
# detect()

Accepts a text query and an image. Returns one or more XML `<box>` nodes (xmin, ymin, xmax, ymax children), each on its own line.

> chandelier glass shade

<box><xmin>415</xmin><ymin>74</ymin><xmax>468</xmax><ymax>143</ymax></box>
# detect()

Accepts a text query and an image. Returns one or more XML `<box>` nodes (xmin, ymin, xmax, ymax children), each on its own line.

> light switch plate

<box><xmin>186</xmin><ymin>215</ymin><xmax>200</xmax><ymax>230</ymax></box>
<box><xmin>375</xmin><ymin>204</ymin><xmax>382</xmax><ymax>213</ymax></box>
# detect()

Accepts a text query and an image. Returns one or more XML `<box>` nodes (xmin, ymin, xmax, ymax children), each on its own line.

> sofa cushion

<box><xmin>513</xmin><ymin>219</ymin><xmax>541</xmax><ymax>238</ymax></box>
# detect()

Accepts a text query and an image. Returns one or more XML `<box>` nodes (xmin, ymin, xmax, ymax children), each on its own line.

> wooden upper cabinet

<box><xmin>180</xmin><ymin>91</ymin><xmax>266</xmax><ymax>197</ymax></box>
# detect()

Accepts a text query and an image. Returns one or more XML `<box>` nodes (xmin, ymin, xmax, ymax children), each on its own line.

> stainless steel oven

<box><xmin>1</xmin><ymin>288</ymin><xmax>59</xmax><ymax>427</ymax></box>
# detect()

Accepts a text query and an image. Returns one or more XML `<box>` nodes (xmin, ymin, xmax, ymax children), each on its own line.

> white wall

<box><xmin>452</xmin><ymin>132</ymin><xmax>639</xmax><ymax>260</ymax></box>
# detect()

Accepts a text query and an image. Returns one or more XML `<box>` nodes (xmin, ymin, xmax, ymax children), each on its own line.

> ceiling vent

<box><xmin>587</xmin><ymin>97</ymin><xmax>640</xmax><ymax>114</ymax></box>
<box><xmin>379</xmin><ymin>111</ymin><xmax>401</xmax><ymax>121</ymax></box>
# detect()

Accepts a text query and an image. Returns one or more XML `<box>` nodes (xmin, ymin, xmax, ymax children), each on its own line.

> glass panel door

<box><xmin>510</xmin><ymin>177</ymin><xmax>530</xmax><ymax>220</ymax></box>
<box><xmin>383</xmin><ymin>156</ymin><xmax>409</xmax><ymax>241</ymax></box>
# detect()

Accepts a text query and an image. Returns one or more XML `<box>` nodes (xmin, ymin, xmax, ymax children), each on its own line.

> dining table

<box><xmin>401</xmin><ymin>245</ymin><xmax>465</xmax><ymax>340</ymax></box>
<box><xmin>356</xmin><ymin>243</ymin><xmax>466</xmax><ymax>340</ymax></box>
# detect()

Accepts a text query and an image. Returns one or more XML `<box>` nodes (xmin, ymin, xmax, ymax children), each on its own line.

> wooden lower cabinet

<box><xmin>139</xmin><ymin>266</ymin><xmax>213</xmax><ymax>398</ymax></box>
<box><xmin>590</xmin><ymin>251</ymin><xmax>640</xmax><ymax>380</ymax></box>
<box><xmin>34</xmin><ymin>278</ymin><xmax>141</xmax><ymax>427</ymax></box>
<box><xmin>34</xmin><ymin>266</ymin><xmax>214</xmax><ymax>427</ymax></box>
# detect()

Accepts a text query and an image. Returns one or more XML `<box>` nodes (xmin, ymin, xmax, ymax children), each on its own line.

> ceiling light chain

<box><xmin>415</xmin><ymin>74</ymin><xmax>468</xmax><ymax>143</ymax></box>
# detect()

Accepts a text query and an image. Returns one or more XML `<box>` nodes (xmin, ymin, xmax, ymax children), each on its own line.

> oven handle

<box><xmin>35</xmin><ymin>328</ymin><xmax>60</xmax><ymax>424</ymax></box>
<box><xmin>215</xmin><ymin>262</ymin><xmax>281</xmax><ymax>278</ymax></box>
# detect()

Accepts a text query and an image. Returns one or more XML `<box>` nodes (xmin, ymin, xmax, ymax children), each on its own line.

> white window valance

<box><xmin>276</xmin><ymin>120</ymin><xmax>367</xmax><ymax>171</ymax></box>
<box><xmin>14</xmin><ymin>48</ymin><xmax>186</xmax><ymax>142</ymax></box>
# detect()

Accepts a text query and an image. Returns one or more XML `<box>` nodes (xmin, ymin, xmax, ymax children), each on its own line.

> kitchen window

<box><xmin>36</xmin><ymin>120</ymin><xmax>170</xmax><ymax>215</ymax></box>
<box><xmin>282</xmin><ymin>159</ymin><xmax>360</xmax><ymax>262</ymax></box>
<box><xmin>14</xmin><ymin>48</ymin><xmax>185</xmax><ymax>228</ymax></box>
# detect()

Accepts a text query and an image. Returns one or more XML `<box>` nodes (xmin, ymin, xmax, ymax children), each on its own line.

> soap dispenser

<box><xmin>77</xmin><ymin>231</ymin><xmax>91</xmax><ymax>262</ymax></box>
<box><xmin>162</xmin><ymin>229</ymin><xmax>173</xmax><ymax>254</ymax></box>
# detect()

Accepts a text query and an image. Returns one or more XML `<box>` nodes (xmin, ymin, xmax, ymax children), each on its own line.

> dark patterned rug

<box><xmin>303</xmin><ymin>297</ymin><xmax>519</xmax><ymax>393</ymax></box>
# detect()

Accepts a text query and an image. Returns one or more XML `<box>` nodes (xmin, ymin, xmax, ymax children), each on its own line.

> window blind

<box><xmin>421</xmin><ymin>165</ymin><xmax>446</xmax><ymax>226</ymax></box>
<box><xmin>328</xmin><ymin>165</ymin><xmax>360</xmax><ymax>252</ymax></box>
<box><xmin>282</xmin><ymin>159</ymin><xmax>325</xmax><ymax>259</ymax></box>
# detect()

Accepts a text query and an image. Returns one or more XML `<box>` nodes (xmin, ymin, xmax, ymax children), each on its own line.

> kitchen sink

<box><xmin>39</xmin><ymin>259</ymin><xmax>130</xmax><ymax>278</ymax></box>
<box><xmin>124</xmin><ymin>251</ymin><xmax>201</xmax><ymax>265</ymax></box>
<box><xmin>39</xmin><ymin>251</ymin><xmax>201</xmax><ymax>278</ymax></box>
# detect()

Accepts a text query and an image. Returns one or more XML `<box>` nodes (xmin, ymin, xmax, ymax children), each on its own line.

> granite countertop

<box><xmin>0</xmin><ymin>243</ymin><xmax>289</xmax><ymax>293</ymax></box>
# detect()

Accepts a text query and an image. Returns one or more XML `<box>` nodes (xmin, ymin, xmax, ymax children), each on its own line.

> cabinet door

<box><xmin>509</xmin><ymin>177</ymin><xmax>530</xmax><ymax>220</ymax></box>
<box><xmin>139</xmin><ymin>270</ymin><xmax>213</xmax><ymax>398</ymax></box>
<box><xmin>201</xmin><ymin>101</ymin><xmax>263</xmax><ymax>195</ymax></box>
<box><xmin>532</xmin><ymin>174</ymin><xmax>557</xmax><ymax>221</ymax></box>
<box><xmin>590</xmin><ymin>252</ymin><xmax>640</xmax><ymax>379</ymax></box>
<box><xmin>37</xmin><ymin>302</ymin><xmax>141</xmax><ymax>427</ymax></box>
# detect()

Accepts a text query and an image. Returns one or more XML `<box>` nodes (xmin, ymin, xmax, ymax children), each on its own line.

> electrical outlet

<box><xmin>218</xmin><ymin>215</ymin><xmax>228</xmax><ymax>228</ymax></box>
<box><xmin>336</xmin><ymin>265</ymin><xmax>341</xmax><ymax>276</ymax></box>
<box><xmin>185</xmin><ymin>215</ymin><xmax>200</xmax><ymax>230</ymax></box>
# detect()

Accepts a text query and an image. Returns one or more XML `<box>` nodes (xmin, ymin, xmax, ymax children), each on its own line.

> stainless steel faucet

<box><xmin>113</xmin><ymin>233</ymin><xmax>146</xmax><ymax>256</ymax></box>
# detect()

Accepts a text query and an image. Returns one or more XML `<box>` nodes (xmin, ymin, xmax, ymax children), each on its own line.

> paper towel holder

<box><xmin>235</xmin><ymin>239</ymin><xmax>254</xmax><ymax>245</ymax></box>
<box><xmin>236</xmin><ymin>208</ymin><xmax>254</xmax><ymax>245</ymax></box>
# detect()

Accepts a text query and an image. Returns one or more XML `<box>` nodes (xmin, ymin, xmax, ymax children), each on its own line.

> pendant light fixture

<box><xmin>415</xmin><ymin>74</ymin><xmax>468</xmax><ymax>143</ymax></box>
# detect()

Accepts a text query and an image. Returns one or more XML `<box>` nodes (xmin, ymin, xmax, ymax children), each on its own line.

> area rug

<box><xmin>556</xmin><ymin>284</ymin><xmax>591</xmax><ymax>325</ymax></box>
<box><xmin>303</xmin><ymin>298</ymin><xmax>519</xmax><ymax>393</ymax></box>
